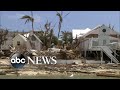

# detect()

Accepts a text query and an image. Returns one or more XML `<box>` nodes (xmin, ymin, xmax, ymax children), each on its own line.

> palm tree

<box><xmin>56</xmin><ymin>11</ymin><xmax>63</xmax><ymax>38</ymax></box>
<box><xmin>49</xmin><ymin>29</ymin><xmax>53</xmax><ymax>47</ymax></box>
<box><xmin>60</xmin><ymin>31</ymin><xmax>73</xmax><ymax>49</ymax></box>
<box><xmin>43</xmin><ymin>20</ymin><xmax>51</xmax><ymax>48</ymax></box>
<box><xmin>44</xmin><ymin>20</ymin><xmax>51</xmax><ymax>32</ymax></box>
<box><xmin>56</xmin><ymin>11</ymin><xmax>70</xmax><ymax>38</ymax></box>
<box><xmin>31</xmin><ymin>11</ymin><xmax>34</xmax><ymax>31</ymax></box>
<box><xmin>21</xmin><ymin>11</ymin><xmax>34</xmax><ymax>31</ymax></box>
<box><xmin>61</xmin><ymin>31</ymin><xmax>73</xmax><ymax>44</ymax></box>
<box><xmin>36</xmin><ymin>29</ymin><xmax>58</xmax><ymax>49</ymax></box>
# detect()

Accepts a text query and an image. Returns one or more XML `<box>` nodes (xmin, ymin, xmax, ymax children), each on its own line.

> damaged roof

<box><xmin>24</xmin><ymin>32</ymin><xmax>43</xmax><ymax>44</ymax></box>
<box><xmin>83</xmin><ymin>24</ymin><xmax>120</xmax><ymax>38</ymax></box>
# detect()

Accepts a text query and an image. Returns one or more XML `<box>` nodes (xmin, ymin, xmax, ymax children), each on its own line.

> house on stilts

<box><xmin>78</xmin><ymin>24</ymin><xmax>120</xmax><ymax>64</ymax></box>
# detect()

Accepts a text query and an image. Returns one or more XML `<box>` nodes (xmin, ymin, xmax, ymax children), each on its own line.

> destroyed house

<box><xmin>13</xmin><ymin>31</ymin><xmax>43</xmax><ymax>52</ymax></box>
<box><xmin>0</xmin><ymin>29</ymin><xmax>25</xmax><ymax>50</ymax></box>
<box><xmin>13</xmin><ymin>34</ymin><xmax>31</xmax><ymax>52</ymax></box>
<box><xmin>0</xmin><ymin>29</ymin><xmax>14</xmax><ymax>50</ymax></box>
<box><xmin>79</xmin><ymin>24</ymin><xmax>120</xmax><ymax>64</ymax></box>
<box><xmin>24</xmin><ymin>31</ymin><xmax>43</xmax><ymax>51</ymax></box>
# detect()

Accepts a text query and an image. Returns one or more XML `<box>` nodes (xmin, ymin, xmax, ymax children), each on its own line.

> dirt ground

<box><xmin>0</xmin><ymin>58</ymin><xmax>120</xmax><ymax>79</ymax></box>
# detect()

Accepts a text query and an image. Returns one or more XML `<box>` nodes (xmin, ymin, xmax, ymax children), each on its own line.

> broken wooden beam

<box><xmin>96</xmin><ymin>72</ymin><xmax>120</xmax><ymax>78</ymax></box>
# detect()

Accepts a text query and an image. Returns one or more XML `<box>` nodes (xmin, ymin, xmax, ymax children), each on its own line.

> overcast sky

<box><xmin>0</xmin><ymin>11</ymin><xmax>119</xmax><ymax>35</ymax></box>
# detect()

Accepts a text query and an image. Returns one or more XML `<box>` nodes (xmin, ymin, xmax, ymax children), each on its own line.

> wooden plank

<box><xmin>96</xmin><ymin>72</ymin><xmax>120</xmax><ymax>78</ymax></box>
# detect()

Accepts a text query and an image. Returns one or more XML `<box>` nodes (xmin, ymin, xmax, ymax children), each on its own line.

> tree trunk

<box><xmin>58</xmin><ymin>22</ymin><xmax>61</xmax><ymax>38</ymax></box>
<box><xmin>31</xmin><ymin>11</ymin><xmax>34</xmax><ymax>32</ymax></box>
<box><xmin>32</xmin><ymin>21</ymin><xmax>34</xmax><ymax>32</ymax></box>
<box><xmin>49</xmin><ymin>29</ymin><xmax>53</xmax><ymax>48</ymax></box>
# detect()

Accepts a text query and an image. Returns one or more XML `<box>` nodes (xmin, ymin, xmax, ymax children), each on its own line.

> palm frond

<box><xmin>56</xmin><ymin>13</ymin><xmax>63</xmax><ymax>22</ymax></box>
<box><xmin>25</xmin><ymin>19</ymin><xmax>30</xmax><ymax>24</ymax></box>
<box><xmin>20</xmin><ymin>15</ymin><xmax>31</xmax><ymax>19</ymax></box>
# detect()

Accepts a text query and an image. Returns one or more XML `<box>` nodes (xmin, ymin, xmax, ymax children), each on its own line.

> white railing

<box><xmin>100</xmin><ymin>46</ymin><xmax>119</xmax><ymax>64</ymax></box>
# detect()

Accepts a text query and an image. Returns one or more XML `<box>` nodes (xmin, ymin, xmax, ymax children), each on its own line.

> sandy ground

<box><xmin>0</xmin><ymin>58</ymin><xmax>120</xmax><ymax>79</ymax></box>
<box><xmin>0</xmin><ymin>59</ymin><xmax>10</xmax><ymax>65</ymax></box>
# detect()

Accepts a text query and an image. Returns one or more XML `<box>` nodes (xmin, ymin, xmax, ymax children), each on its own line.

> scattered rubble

<box><xmin>96</xmin><ymin>71</ymin><xmax>120</xmax><ymax>78</ymax></box>
<box><xmin>0</xmin><ymin>57</ymin><xmax>120</xmax><ymax>78</ymax></box>
<box><xmin>0</xmin><ymin>70</ymin><xmax>6</xmax><ymax>75</ymax></box>
<box><xmin>38</xmin><ymin>49</ymin><xmax>81</xmax><ymax>60</ymax></box>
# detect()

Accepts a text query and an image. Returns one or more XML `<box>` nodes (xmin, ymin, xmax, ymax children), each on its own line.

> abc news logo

<box><xmin>10</xmin><ymin>52</ymin><xmax>57</xmax><ymax>69</ymax></box>
<box><xmin>11</xmin><ymin>57</ymin><xmax>26</xmax><ymax>64</ymax></box>
<box><xmin>10</xmin><ymin>53</ymin><xmax>27</xmax><ymax>69</ymax></box>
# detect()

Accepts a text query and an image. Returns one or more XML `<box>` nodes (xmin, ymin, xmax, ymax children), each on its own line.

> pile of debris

<box><xmin>34</xmin><ymin>64</ymin><xmax>120</xmax><ymax>78</ymax></box>
<box><xmin>0</xmin><ymin>50</ymin><xmax>12</xmax><ymax>59</ymax></box>
<box><xmin>38</xmin><ymin>48</ymin><xmax>81</xmax><ymax>60</ymax></box>
<box><xmin>1</xmin><ymin>58</ymin><xmax>120</xmax><ymax>78</ymax></box>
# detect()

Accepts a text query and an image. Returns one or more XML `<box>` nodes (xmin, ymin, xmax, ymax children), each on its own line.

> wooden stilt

<box><xmin>111</xmin><ymin>57</ymin><xmax>112</xmax><ymax>63</ymax></box>
<box><xmin>84</xmin><ymin>50</ymin><xmax>86</xmax><ymax>58</ymax></box>
<box><xmin>101</xmin><ymin>50</ymin><xmax>103</xmax><ymax>64</ymax></box>
<box><xmin>114</xmin><ymin>50</ymin><xmax>116</xmax><ymax>58</ymax></box>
